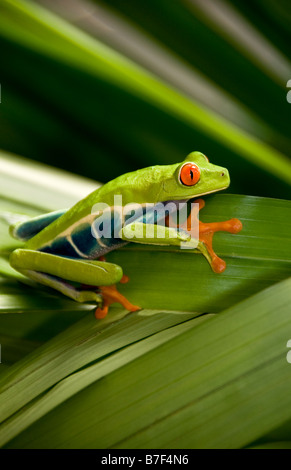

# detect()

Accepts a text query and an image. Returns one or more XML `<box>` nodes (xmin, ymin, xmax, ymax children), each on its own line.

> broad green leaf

<box><xmin>0</xmin><ymin>313</ymin><xmax>211</xmax><ymax>446</ymax></box>
<box><xmin>0</xmin><ymin>335</ymin><xmax>41</xmax><ymax>365</ymax></box>
<box><xmin>4</xmin><ymin>277</ymin><xmax>291</xmax><ymax>449</ymax></box>
<box><xmin>0</xmin><ymin>308</ymin><xmax>198</xmax><ymax>427</ymax></box>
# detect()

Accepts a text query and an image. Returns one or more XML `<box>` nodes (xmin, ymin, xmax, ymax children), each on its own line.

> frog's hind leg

<box><xmin>10</xmin><ymin>209</ymin><xmax>67</xmax><ymax>241</ymax></box>
<box><xmin>20</xmin><ymin>269</ymin><xmax>104</xmax><ymax>305</ymax></box>
<box><xmin>10</xmin><ymin>249</ymin><xmax>140</xmax><ymax>318</ymax></box>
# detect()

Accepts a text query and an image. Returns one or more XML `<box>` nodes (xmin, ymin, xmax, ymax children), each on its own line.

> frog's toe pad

<box><xmin>95</xmin><ymin>305</ymin><xmax>109</xmax><ymax>319</ymax></box>
<box><xmin>211</xmin><ymin>256</ymin><xmax>226</xmax><ymax>274</ymax></box>
<box><xmin>228</xmin><ymin>218</ymin><xmax>243</xmax><ymax>234</ymax></box>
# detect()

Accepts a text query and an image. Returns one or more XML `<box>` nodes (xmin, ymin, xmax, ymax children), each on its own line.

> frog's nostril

<box><xmin>221</xmin><ymin>172</ymin><xmax>225</xmax><ymax>177</ymax></box>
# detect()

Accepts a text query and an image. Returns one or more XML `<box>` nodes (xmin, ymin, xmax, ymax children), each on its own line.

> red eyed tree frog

<box><xmin>9</xmin><ymin>152</ymin><xmax>242</xmax><ymax>318</ymax></box>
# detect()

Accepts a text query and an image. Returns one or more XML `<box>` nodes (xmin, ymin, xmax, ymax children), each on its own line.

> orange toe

<box><xmin>95</xmin><ymin>304</ymin><xmax>109</xmax><ymax>319</ymax></box>
<box><xmin>120</xmin><ymin>274</ymin><xmax>130</xmax><ymax>284</ymax></box>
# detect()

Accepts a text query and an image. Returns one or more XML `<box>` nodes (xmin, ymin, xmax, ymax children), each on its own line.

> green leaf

<box><xmin>0</xmin><ymin>312</ymin><xmax>209</xmax><ymax>446</ymax></box>
<box><xmin>3</xmin><ymin>277</ymin><xmax>291</xmax><ymax>449</ymax></box>
<box><xmin>0</xmin><ymin>307</ymin><xmax>200</xmax><ymax>444</ymax></box>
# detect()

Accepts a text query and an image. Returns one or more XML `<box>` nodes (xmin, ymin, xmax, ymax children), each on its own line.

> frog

<box><xmin>9</xmin><ymin>152</ymin><xmax>242</xmax><ymax>318</ymax></box>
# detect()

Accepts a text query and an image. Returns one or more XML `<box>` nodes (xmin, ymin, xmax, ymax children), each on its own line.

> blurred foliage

<box><xmin>0</xmin><ymin>0</ymin><xmax>290</xmax><ymax>198</ymax></box>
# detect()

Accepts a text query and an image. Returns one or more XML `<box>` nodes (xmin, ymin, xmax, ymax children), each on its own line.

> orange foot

<box><xmin>95</xmin><ymin>274</ymin><xmax>141</xmax><ymax>319</ymax></box>
<box><xmin>177</xmin><ymin>198</ymin><xmax>242</xmax><ymax>273</ymax></box>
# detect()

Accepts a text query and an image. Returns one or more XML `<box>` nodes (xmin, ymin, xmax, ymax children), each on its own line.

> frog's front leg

<box><xmin>9</xmin><ymin>249</ymin><xmax>140</xmax><ymax>319</ymax></box>
<box><xmin>120</xmin><ymin>222</ymin><xmax>198</xmax><ymax>249</ymax></box>
<box><xmin>179</xmin><ymin>198</ymin><xmax>242</xmax><ymax>273</ymax></box>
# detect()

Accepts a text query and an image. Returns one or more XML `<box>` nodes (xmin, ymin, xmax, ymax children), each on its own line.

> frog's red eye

<box><xmin>180</xmin><ymin>163</ymin><xmax>200</xmax><ymax>186</ymax></box>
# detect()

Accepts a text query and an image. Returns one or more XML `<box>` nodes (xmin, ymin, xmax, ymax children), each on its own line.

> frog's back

<box><xmin>23</xmin><ymin>164</ymin><xmax>173</xmax><ymax>257</ymax></box>
<box><xmin>38</xmin><ymin>202</ymin><xmax>128</xmax><ymax>259</ymax></box>
<box><xmin>25</xmin><ymin>184</ymin><xmax>111</xmax><ymax>250</ymax></box>
<box><xmin>25</xmin><ymin>166</ymin><xmax>159</xmax><ymax>252</ymax></box>
<box><xmin>23</xmin><ymin>185</ymin><xmax>113</xmax><ymax>253</ymax></box>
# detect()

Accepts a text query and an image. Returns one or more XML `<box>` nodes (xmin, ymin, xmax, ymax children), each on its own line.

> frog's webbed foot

<box><xmin>95</xmin><ymin>277</ymin><xmax>141</xmax><ymax>319</ymax></box>
<box><xmin>173</xmin><ymin>198</ymin><xmax>242</xmax><ymax>273</ymax></box>
<box><xmin>94</xmin><ymin>257</ymin><xmax>140</xmax><ymax>319</ymax></box>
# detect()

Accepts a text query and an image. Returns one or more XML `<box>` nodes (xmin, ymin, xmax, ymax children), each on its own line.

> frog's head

<box><xmin>160</xmin><ymin>151</ymin><xmax>230</xmax><ymax>201</ymax></box>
